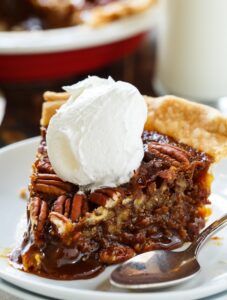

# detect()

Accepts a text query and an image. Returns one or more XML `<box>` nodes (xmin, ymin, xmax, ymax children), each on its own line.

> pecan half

<box><xmin>29</xmin><ymin>196</ymin><xmax>49</xmax><ymax>241</ymax></box>
<box><xmin>89</xmin><ymin>188</ymin><xmax>120</xmax><ymax>207</ymax></box>
<box><xmin>32</xmin><ymin>173</ymin><xmax>74</xmax><ymax>196</ymax></box>
<box><xmin>33</xmin><ymin>183</ymin><xmax>67</xmax><ymax>195</ymax></box>
<box><xmin>148</xmin><ymin>142</ymin><xmax>190</xmax><ymax>169</ymax></box>
<box><xmin>89</xmin><ymin>192</ymin><xmax>108</xmax><ymax>206</ymax></box>
<box><xmin>36</xmin><ymin>173</ymin><xmax>64</xmax><ymax>181</ymax></box>
<box><xmin>53</xmin><ymin>195</ymin><xmax>68</xmax><ymax>214</ymax></box>
<box><xmin>37</xmin><ymin>201</ymin><xmax>48</xmax><ymax>233</ymax></box>
<box><xmin>71</xmin><ymin>194</ymin><xmax>84</xmax><ymax>222</ymax></box>
<box><xmin>52</xmin><ymin>193</ymin><xmax>88</xmax><ymax>221</ymax></box>
<box><xmin>49</xmin><ymin>212</ymin><xmax>75</xmax><ymax>244</ymax></box>
<box><xmin>64</xmin><ymin>197</ymin><xmax>72</xmax><ymax>218</ymax></box>
<box><xmin>35</xmin><ymin>158</ymin><xmax>55</xmax><ymax>174</ymax></box>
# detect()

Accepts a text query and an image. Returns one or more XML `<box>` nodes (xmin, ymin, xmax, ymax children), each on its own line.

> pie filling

<box><xmin>0</xmin><ymin>0</ymin><xmax>125</xmax><ymax>30</ymax></box>
<box><xmin>10</xmin><ymin>128</ymin><xmax>213</xmax><ymax>280</ymax></box>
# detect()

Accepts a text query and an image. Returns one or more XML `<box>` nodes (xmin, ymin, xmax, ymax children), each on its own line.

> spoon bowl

<box><xmin>110</xmin><ymin>214</ymin><xmax>227</xmax><ymax>290</ymax></box>
<box><xmin>111</xmin><ymin>250</ymin><xmax>200</xmax><ymax>289</ymax></box>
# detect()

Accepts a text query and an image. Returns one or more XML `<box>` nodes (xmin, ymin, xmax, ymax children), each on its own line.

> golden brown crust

<box><xmin>41</xmin><ymin>100</ymin><xmax>67</xmax><ymax>127</ymax></box>
<box><xmin>41</xmin><ymin>93</ymin><xmax>227</xmax><ymax>161</ymax></box>
<box><xmin>43</xmin><ymin>91</ymin><xmax>69</xmax><ymax>102</ymax></box>
<box><xmin>144</xmin><ymin>95</ymin><xmax>227</xmax><ymax>161</ymax></box>
<box><xmin>83</xmin><ymin>0</ymin><xmax>157</xmax><ymax>27</ymax></box>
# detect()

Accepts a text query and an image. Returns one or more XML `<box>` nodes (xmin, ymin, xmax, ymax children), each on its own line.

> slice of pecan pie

<box><xmin>10</xmin><ymin>91</ymin><xmax>227</xmax><ymax>280</ymax></box>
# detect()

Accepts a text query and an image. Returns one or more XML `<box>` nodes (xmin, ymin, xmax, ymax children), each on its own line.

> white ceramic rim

<box><xmin>0</xmin><ymin>7</ymin><xmax>157</xmax><ymax>54</ymax></box>
<box><xmin>0</xmin><ymin>92</ymin><xmax>6</xmax><ymax>126</ymax></box>
<box><xmin>0</xmin><ymin>279</ymin><xmax>47</xmax><ymax>300</ymax></box>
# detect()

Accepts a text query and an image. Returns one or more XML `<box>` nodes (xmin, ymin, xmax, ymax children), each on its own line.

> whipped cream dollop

<box><xmin>46</xmin><ymin>76</ymin><xmax>147</xmax><ymax>189</ymax></box>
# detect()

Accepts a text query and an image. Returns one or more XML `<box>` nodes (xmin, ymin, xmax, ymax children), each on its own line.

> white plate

<box><xmin>0</xmin><ymin>7</ymin><xmax>157</xmax><ymax>54</ymax></box>
<box><xmin>1</xmin><ymin>138</ymin><xmax>227</xmax><ymax>300</ymax></box>
<box><xmin>0</xmin><ymin>279</ymin><xmax>227</xmax><ymax>300</ymax></box>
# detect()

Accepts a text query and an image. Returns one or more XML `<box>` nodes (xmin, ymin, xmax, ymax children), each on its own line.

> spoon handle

<box><xmin>187</xmin><ymin>213</ymin><xmax>227</xmax><ymax>256</ymax></box>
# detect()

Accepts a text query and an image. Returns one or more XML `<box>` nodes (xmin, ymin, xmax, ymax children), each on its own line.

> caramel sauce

<box><xmin>10</xmin><ymin>248</ymin><xmax>104</xmax><ymax>280</ymax></box>
<box><xmin>198</xmin><ymin>206</ymin><xmax>212</xmax><ymax>220</ymax></box>
<box><xmin>10</xmin><ymin>234</ymin><xmax>184</xmax><ymax>280</ymax></box>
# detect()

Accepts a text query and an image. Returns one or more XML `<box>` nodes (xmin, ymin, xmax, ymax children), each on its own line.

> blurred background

<box><xmin>0</xmin><ymin>36</ymin><xmax>157</xmax><ymax>147</ymax></box>
<box><xmin>0</xmin><ymin>0</ymin><xmax>227</xmax><ymax>147</ymax></box>
<box><xmin>0</xmin><ymin>0</ymin><xmax>158</xmax><ymax>147</ymax></box>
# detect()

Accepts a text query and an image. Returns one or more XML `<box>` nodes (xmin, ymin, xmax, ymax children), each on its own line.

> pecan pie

<box><xmin>10</xmin><ymin>91</ymin><xmax>227</xmax><ymax>280</ymax></box>
<box><xmin>0</xmin><ymin>0</ymin><xmax>156</xmax><ymax>31</ymax></box>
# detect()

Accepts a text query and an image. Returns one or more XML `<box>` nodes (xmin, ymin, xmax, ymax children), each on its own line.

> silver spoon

<box><xmin>110</xmin><ymin>214</ymin><xmax>227</xmax><ymax>290</ymax></box>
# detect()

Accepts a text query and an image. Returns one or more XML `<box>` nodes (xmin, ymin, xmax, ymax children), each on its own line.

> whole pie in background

<box><xmin>0</xmin><ymin>0</ymin><xmax>157</xmax><ymax>31</ymax></box>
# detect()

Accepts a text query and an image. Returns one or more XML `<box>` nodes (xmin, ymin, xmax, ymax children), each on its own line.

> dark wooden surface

<box><xmin>0</xmin><ymin>33</ymin><xmax>157</xmax><ymax>147</ymax></box>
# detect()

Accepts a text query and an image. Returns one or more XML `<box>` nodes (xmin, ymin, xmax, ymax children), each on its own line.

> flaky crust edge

<box><xmin>30</xmin><ymin>0</ymin><xmax>157</xmax><ymax>28</ymax></box>
<box><xmin>82</xmin><ymin>0</ymin><xmax>157</xmax><ymax>27</ymax></box>
<box><xmin>41</xmin><ymin>92</ymin><xmax>227</xmax><ymax>161</ymax></box>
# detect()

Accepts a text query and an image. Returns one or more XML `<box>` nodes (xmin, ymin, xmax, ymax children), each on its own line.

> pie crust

<box><xmin>42</xmin><ymin>92</ymin><xmax>227</xmax><ymax>161</ymax></box>
<box><xmin>82</xmin><ymin>0</ymin><xmax>157</xmax><ymax>27</ymax></box>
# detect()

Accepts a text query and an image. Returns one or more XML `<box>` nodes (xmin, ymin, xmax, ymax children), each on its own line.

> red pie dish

<box><xmin>0</xmin><ymin>4</ymin><xmax>157</xmax><ymax>82</ymax></box>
